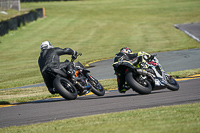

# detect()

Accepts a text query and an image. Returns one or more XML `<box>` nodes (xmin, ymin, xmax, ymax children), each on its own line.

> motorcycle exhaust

<box><xmin>75</xmin><ymin>80</ymin><xmax>91</xmax><ymax>90</ymax></box>
<box><xmin>136</xmin><ymin>69</ymin><xmax>151</xmax><ymax>76</ymax></box>
<box><xmin>136</xmin><ymin>69</ymin><xmax>155</xmax><ymax>86</ymax></box>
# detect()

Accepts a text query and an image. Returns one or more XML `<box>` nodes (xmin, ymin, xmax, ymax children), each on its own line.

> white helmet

<box><xmin>40</xmin><ymin>41</ymin><xmax>53</xmax><ymax>51</ymax></box>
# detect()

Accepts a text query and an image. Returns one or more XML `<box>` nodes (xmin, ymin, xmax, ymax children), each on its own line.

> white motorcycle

<box><xmin>113</xmin><ymin>53</ymin><xmax>179</xmax><ymax>94</ymax></box>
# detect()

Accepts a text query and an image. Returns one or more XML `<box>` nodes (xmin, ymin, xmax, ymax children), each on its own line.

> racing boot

<box><xmin>119</xmin><ymin>84</ymin><xmax>130</xmax><ymax>93</ymax></box>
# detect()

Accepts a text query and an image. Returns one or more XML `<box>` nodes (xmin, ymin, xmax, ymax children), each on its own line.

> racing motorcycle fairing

<box><xmin>74</xmin><ymin>61</ymin><xmax>90</xmax><ymax>74</ymax></box>
<box><xmin>113</xmin><ymin>53</ymin><xmax>179</xmax><ymax>93</ymax></box>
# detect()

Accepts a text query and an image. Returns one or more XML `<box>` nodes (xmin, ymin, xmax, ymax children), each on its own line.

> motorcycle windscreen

<box><xmin>74</xmin><ymin>61</ymin><xmax>85</xmax><ymax>68</ymax></box>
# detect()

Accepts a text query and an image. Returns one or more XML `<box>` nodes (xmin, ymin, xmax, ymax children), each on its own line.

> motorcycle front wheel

<box><xmin>166</xmin><ymin>76</ymin><xmax>179</xmax><ymax>91</ymax></box>
<box><xmin>125</xmin><ymin>72</ymin><xmax>152</xmax><ymax>94</ymax></box>
<box><xmin>88</xmin><ymin>75</ymin><xmax>105</xmax><ymax>96</ymax></box>
<box><xmin>53</xmin><ymin>77</ymin><xmax>78</xmax><ymax>100</ymax></box>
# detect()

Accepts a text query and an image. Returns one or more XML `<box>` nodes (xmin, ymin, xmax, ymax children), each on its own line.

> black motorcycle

<box><xmin>48</xmin><ymin>53</ymin><xmax>105</xmax><ymax>100</ymax></box>
<box><xmin>113</xmin><ymin>53</ymin><xmax>179</xmax><ymax>94</ymax></box>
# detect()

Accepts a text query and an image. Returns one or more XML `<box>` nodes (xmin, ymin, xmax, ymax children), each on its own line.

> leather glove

<box><xmin>148</xmin><ymin>54</ymin><xmax>157</xmax><ymax>61</ymax></box>
<box><xmin>72</xmin><ymin>51</ymin><xmax>78</xmax><ymax>60</ymax></box>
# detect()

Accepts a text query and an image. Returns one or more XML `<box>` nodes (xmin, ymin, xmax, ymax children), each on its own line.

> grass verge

<box><xmin>168</xmin><ymin>68</ymin><xmax>200</xmax><ymax>78</ymax></box>
<box><xmin>0</xmin><ymin>102</ymin><xmax>199</xmax><ymax>133</ymax></box>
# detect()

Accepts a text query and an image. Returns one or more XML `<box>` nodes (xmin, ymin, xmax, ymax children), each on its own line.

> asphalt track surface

<box><xmin>174</xmin><ymin>23</ymin><xmax>200</xmax><ymax>42</ymax></box>
<box><xmin>0</xmin><ymin>48</ymin><xmax>200</xmax><ymax>128</ymax></box>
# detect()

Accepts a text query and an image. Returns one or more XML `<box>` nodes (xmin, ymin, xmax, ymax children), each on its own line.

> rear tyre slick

<box><xmin>125</xmin><ymin>72</ymin><xmax>152</xmax><ymax>94</ymax></box>
<box><xmin>53</xmin><ymin>77</ymin><xmax>77</xmax><ymax>100</ymax></box>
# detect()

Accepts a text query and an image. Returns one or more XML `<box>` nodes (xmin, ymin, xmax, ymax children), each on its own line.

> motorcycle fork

<box><xmin>85</xmin><ymin>73</ymin><xmax>97</xmax><ymax>83</ymax></box>
<box><xmin>151</xmin><ymin>67</ymin><xmax>168</xmax><ymax>85</ymax></box>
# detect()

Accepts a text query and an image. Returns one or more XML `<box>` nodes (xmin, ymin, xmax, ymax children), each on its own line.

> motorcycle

<box><xmin>47</xmin><ymin>53</ymin><xmax>105</xmax><ymax>100</ymax></box>
<box><xmin>113</xmin><ymin>52</ymin><xmax>179</xmax><ymax>94</ymax></box>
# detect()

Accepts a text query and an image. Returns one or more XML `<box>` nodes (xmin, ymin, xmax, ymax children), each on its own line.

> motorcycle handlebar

<box><xmin>71</xmin><ymin>52</ymin><xmax>82</xmax><ymax>62</ymax></box>
<box><xmin>143</xmin><ymin>54</ymin><xmax>157</xmax><ymax>61</ymax></box>
<box><xmin>77</xmin><ymin>52</ymin><xmax>82</xmax><ymax>56</ymax></box>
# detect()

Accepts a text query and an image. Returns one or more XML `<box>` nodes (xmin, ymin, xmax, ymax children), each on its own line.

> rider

<box><xmin>38</xmin><ymin>41</ymin><xmax>78</xmax><ymax>94</ymax></box>
<box><xmin>113</xmin><ymin>47</ymin><xmax>152</xmax><ymax>93</ymax></box>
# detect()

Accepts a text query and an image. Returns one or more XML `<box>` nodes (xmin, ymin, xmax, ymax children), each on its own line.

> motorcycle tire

<box><xmin>88</xmin><ymin>76</ymin><xmax>105</xmax><ymax>96</ymax></box>
<box><xmin>125</xmin><ymin>72</ymin><xmax>152</xmax><ymax>94</ymax></box>
<box><xmin>166</xmin><ymin>76</ymin><xmax>179</xmax><ymax>91</ymax></box>
<box><xmin>53</xmin><ymin>77</ymin><xmax>78</xmax><ymax>100</ymax></box>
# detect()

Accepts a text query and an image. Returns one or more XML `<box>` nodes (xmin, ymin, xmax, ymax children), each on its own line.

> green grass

<box><xmin>0</xmin><ymin>0</ymin><xmax>200</xmax><ymax>89</ymax></box>
<box><xmin>0</xmin><ymin>102</ymin><xmax>199</xmax><ymax>133</ymax></box>
<box><xmin>0</xmin><ymin>86</ymin><xmax>60</xmax><ymax>104</ymax></box>
<box><xmin>168</xmin><ymin>68</ymin><xmax>200</xmax><ymax>78</ymax></box>
<box><xmin>0</xmin><ymin>9</ymin><xmax>28</xmax><ymax>21</ymax></box>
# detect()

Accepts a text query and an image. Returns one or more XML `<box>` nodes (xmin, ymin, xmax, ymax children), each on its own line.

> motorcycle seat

<box><xmin>50</xmin><ymin>68</ymin><xmax>68</xmax><ymax>77</ymax></box>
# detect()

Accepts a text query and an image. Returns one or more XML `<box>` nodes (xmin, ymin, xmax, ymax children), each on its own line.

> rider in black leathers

<box><xmin>113</xmin><ymin>47</ymin><xmax>152</xmax><ymax>93</ymax></box>
<box><xmin>38</xmin><ymin>41</ymin><xmax>78</xmax><ymax>94</ymax></box>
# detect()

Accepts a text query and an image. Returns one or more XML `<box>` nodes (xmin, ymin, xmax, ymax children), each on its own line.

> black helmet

<box><xmin>120</xmin><ymin>47</ymin><xmax>132</xmax><ymax>54</ymax></box>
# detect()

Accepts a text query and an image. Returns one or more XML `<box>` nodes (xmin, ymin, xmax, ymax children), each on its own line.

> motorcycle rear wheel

<box><xmin>125</xmin><ymin>72</ymin><xmax>152</xmax><ymax>94</ymax></box>
<box><xmin>53</xmin><ymin>77</ymin><xmax>78</xmax><ymax>100</ymax></box>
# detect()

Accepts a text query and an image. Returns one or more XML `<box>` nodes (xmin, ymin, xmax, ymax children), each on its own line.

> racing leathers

<box><xmin>38</xmin><ymin>47</ymin><xmax>77</xmax><ymax>94</ymax></box>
